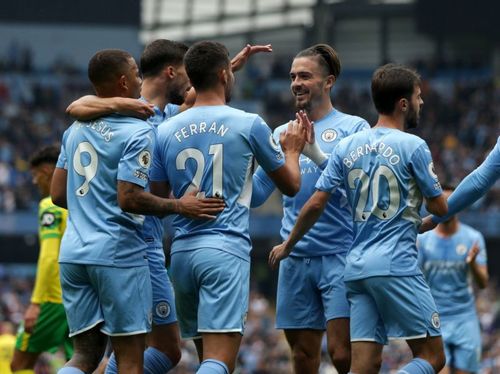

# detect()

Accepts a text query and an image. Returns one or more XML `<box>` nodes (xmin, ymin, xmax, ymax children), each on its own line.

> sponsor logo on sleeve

<box><xmin>138</xmin><ymin>150</ymin><xmax>152</xmax><ymax>169</ymax></box>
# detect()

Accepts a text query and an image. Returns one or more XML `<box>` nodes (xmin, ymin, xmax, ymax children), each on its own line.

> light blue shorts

<box><xmin>170</xmin><ymin>248</ymin><xmax>250</xmax><ymax>339</ymax></box>
<box><xmin>346</xmin><ymin>275</ymin><xmax>441</xmax><ymax>345</ymax></box>
<box><xmin>60</xmin><ymin>263</ymin><xmax>152</xmax><ymax>337</ymax></box>
<box><xmin>147</xmin><ymin>246</ymin><xmax>177</xmax><ymax>325</ymax></box>
<box><xmin>441</xmin><ymin>314</ymin><xmax>481</xmax><ymax>372</ymax></box>
<box><xmin>276</xmin><ymin>254</ymin><xmax>350</xmax><ymax>330</ymax></box>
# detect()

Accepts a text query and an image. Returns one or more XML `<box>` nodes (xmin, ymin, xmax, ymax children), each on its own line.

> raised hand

<box><xmin>177</xmin><ymin>190</ymin><xmax>225</xmax><ymax>219</ymax></box>
<box><xmin>466</xmin><ymin>242</ymin><xmax>480</xmax><ymax>264</ymax></box>
<box><xmin>231</xmin><ymin>44</ymin><xmax>273</xmax><ymax>72</ymax></box>
<box><xmin>279</xmin><ymin>118</ymin><xmax>307</xmax><ymax>155</ymax></box>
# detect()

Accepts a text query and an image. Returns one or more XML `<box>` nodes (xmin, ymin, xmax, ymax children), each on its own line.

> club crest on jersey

<box><xmin>431</xmin><ymin>312</ymin><xmax>440</xmax><ymax>329</ymax></box>
<box><xmin>138</xmin><ymin>150</ymin><xmax>151</xmax><ymax>169</ymax></box>
<box><xmin>321</xmin><ymin>129</ymin><xmax>337</xmax><ymax>142</ymax></box>
<box><xmin>428</xmin><ymin>162</ymin><xmax>437</xmax><ymax>179</ymax></box>
<box><xmin>41</xmin><ymin>212</ymin><xmax>56</xmax><ymax>227</ymax></box>
<box><xmin>456</xmin><ymin>244</ymin><xmax>468</xmax><ymax>256</ymax></box>
<box><xmin>155</xmin><ymin>301</ymin><xmax>171</xmax><ymax>318</ymax></box>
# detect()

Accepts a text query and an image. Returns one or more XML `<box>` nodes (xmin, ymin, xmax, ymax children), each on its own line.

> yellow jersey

<box><xmin>0</xmin><ymin>333</ymin><xmax>15</xmax><ymax>374</ymax></box>
<box><xmin>31</xmin><ymin>197</ymin><xmax>67</xmax><ymax>304</ymax></box>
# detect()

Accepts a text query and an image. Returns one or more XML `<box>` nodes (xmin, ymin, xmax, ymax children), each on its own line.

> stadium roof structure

<box><xmin>140</xmin><ymin>0</ymin><xmax>414</xmax><ymax>43</ymax></box>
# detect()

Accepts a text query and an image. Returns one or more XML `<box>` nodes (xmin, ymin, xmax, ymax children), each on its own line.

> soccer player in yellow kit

<box><xmin>0</xmin><ymin>322</ymin><xmax>16</xmax><ymax>374</ymax></box>
<box><xmin>11</xmin><ymin>145</ymin><xmax>72</xmax><ymax>374</ymax></box>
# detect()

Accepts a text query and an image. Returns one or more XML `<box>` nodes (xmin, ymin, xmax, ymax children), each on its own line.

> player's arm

<box><xmin>424</xmin><ymin>194</ymin><xmax>447</xmax><ymax>217</ymax></box>
<box><xmin>269</xmin><ymin>190</ymin><xmax>330</xmax><ymax>268</ymax></box>
<box><xmin>51</xmin><ymin>167</ymin><xmax>67</xmax><ymax>209</ymax></box>
<box><xmin>66</xmin><ymin>95</ymin><xmax>155</xmax><ymax>120</ymax></box>
<box><xmin>466</xmin><ymin>240</ymin><xmax>489</xmax><ymax>289</ymax></box>
<box><xmin>250</xmin><ymin>167</ymin><xmax>276</xmax><ymax>208</ymax></box>
<box><xmin>230</xmin><ymin>44</ymin><xmax>273</xmax><ymax>72</ymax></box>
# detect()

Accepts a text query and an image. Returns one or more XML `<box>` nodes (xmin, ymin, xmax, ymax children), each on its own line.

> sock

<box><xmin>196</xmin><ymin>359</ymin><xmax>229</xmax><ymax>374</ymax></box>
<box><xmin>104</xmin><ymin>352</ymin><xmax>117</xmax><ymax>374</ymax></box>
<box><xmin>12</xmin><ymin>370</ymin><xmax>35</xmax><ymax>374</ymax></box>
<box><xmin>398</xmin><ymin>358</ymin><xmax>435</xmax><ymax>374</ymax></box>
<box><xmin>57</xmin><ymin>368</ymin><xmax>85</xmax><ymax>374</ymax></box>
<box><xmin>144</xmin><ymin>347</ymin><xmax>174</xmax><ymax>374</ymax></box>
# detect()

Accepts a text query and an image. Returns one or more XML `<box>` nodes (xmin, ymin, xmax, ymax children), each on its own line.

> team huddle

<box><xmin>10</xmin><ymin>38</ymin><xmax>500</xmax><ymax>374</ymax></box>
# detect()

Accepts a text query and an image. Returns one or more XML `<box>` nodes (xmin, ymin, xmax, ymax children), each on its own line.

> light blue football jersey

<box><xmin>434</xmin><ymin>136</ymin><xmax>500</xmax><ymax>223</ymax></box>
<box><xmin>418</xmin><ymin>224</ymin><xmax>487</xmax><ymax>318</ymax></box>
<box><xmin>141</xmin><ymin>102</ymin><xmax>177</xmax><ymax>247</ymax></box>
<box><xmin>150</xmin><ymin>105</ymin><xmax>285</xmax><ymax>260</ymax></box>
<box><xmin>57</xmin><ymin>115</ymin><xmax>155</xmax><ymax>267</ymax></box>
<box><xmin>316</xmin><ymin>127</ymin><xmax>442</xmax><ymax>281</ymax></box>
<box><xmin>253</xmin><ymin>109</ymin><xmax>369</xmax><ymax>257</ymax></box>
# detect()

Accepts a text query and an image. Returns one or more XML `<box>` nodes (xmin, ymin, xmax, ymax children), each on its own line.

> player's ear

<box><xmin>164</xmin><ymin>65</ymin><xmax>175</xmax><ymax>79</ymax></box>
<box><xmin>325</xmin><ymin>74</ymin><xmax>335</xmax><ymax>90</ymax></box>
<box><xmin>219</xmin><ymin>68</ymin><xmax>228</xmax><ymax>85</ymax></box>
<box><xmin>118</xmin><ymin>74</ymin><xmax>128</xmax><ymax>91</ymax></box>
<box><xmin>399</xmin><ymin>97</ymin><xmax>408</xmax><ymax>113</ymax></box>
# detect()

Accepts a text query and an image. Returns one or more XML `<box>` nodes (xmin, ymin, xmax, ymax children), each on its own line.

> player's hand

<box><xmin>115</xmin><ymin>98</ymin><xmax>155</xmax><ymax>120</ymax></box>
<box><xmin>297</xmin><ymin>110</ymin><xmax>314</xmax><ymax>144</ymax></box>
<box><xmin>279</xmin><ymin>118</ymin><xmax>307</xmax><ymax>155</ymax></box>
<box><xmin>177</xmin><ymin>190</ymin><xmax>225</xmax><ymax>219</ymax></box>
<box><xmin>268</xmin><ymin>242</ymin><xmax>292</xmax><ymax>269</ymax></box>
<box><xmin>419</xmin><ymin>215</ymin><xmax>437</xmax><ymax>233</ymax></box>
<box><xmin>466</xmin><ymin>242</ymin><xmax>480</xmax><ymax>264</ymax></box>
<box><xmin>24</xmin><ymin>303</ymin><xmax>40</xmax><ymax>333</ymax></box>
<box><xmin>231</xmin><ymin>44</ymin><xmax>273</xmax><ymax>72</ymax></box>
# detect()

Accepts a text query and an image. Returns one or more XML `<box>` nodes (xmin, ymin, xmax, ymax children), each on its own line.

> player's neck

<box><xmin>307</xmin><ymin>100</ymin><xmax>334</xmax><ymax>122</ymax></box>
<box><xmin>436</xmin><ymin>218</ymin><xmax>459</xmax><ymax>236</ymax></box>
<box><xmin>374</xmin><ymin>113</ymin><xmax>405</xmax><ymax>131</ymax></box>
<box><xmin>141</xmin><ymin>79</ymin><xmax>167</xmax><ymax>111</ymax></box>
<box><xmin>192</xmin><ymin>89</ymin><xmax>226</xmax><ymax>106</ymax></box>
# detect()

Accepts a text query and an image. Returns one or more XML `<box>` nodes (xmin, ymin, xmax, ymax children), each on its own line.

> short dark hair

<box><xmin>30</xmin><ymin>145</ymin><xmax>60</xmax><ymax>168</ymax></box>
<box><xmin>295</xmin><ymin>44</ymin><xmax>341</xmax><ymax>78</ymax></box>
<box><xmin>88</xmin><ymin>49</ymin><xmax>133</xmax><ymax>88</ymax></box>
<box><xmin>184</xmin><ymin>41</ymin><xmax>230</xmax><ymax>91</ymax></box>
<box><xmin>371</xmin><ymin>63</ymin><xmax>421</xmax><ymax>115</ymax></box>
<box><xmin>140</xmin><ymin>39</ymin><xmax>189</xmax><ymax>78</ymax></box>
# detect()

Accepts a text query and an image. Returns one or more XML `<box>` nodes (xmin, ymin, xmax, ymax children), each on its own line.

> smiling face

<box><xmin>290</xmin><ymin>56</ymin><xmax>332</xmax><ymax>113</ymax></box>
<box><xmin>123</xmin><ymin>57</ymin><xmax>143</xmax><ymax>99</ymax></box>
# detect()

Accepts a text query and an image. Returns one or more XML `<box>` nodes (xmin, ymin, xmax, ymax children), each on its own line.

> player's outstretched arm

<box><xmin>231</xmin><ymin>44</ymin><xmax>273</xmax><ymax>72</ymax></box>
<box><xmin>118</xmin><ymin>181</ymin><xmax>225</xmax><ymax>219</ymax></box>
<box><xmin>66</xmin><ymin>95</ymin><xmax>155</xmax><ymax>120</ymax></box>
<box><xmin>269</xmin><ymin>190</ymin><xmax>330</xmax><ymax>269</ymax></box>
<box><xmin>50</xmin><ymin>167</ymin><xmax>68</xmax><ymax>209</ymax></box>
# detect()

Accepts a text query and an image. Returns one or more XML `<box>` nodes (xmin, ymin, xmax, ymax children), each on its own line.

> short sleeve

<box><xmin>56</xmin><ymin>130</ymin><xmax>69</xmax><ymax>169</ymax></box>
<box><xmin>409</xmin><ymin>143</ymin><xmax>442</xmax><ymax>198</ymax></box>
<box><xmin>315</xmin><ymin>147</ymin><xmax>343</xmax><ymax>193</ymax></box>
<box><xmin>149</xmin><ymin>133</ymin><xmax>167</xmax><ymax>182</ymax></box>
<box><xmin>248</xmin><ymin>116</ymin><xmax>285</xmax><ymax>173</ymax></box>
<box><xmin>117</xmin><ymin>127</ymin><xmax>155</xmax><ymax>188</ymax></box>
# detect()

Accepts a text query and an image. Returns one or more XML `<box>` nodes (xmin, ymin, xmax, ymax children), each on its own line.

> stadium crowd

<box><xmin>1</xmin><ymin>272</ymin><xmax>500</xmax><ymax>373</ymax></box>
<box><xmin>0</xmin><ymin>58</ymin><xmax>498</xmax><ymax>213</ymax></box>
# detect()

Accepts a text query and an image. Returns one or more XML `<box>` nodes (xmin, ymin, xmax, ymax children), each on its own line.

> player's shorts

<box><xmin>15</xmin><ymin>302</ymin><xmax>73</xmax><ymax>359</ymax></box>
<box><xmin>170</xmin><ymin>248</ymin><xmax>250</xmax><ymax>339</ymax></box>
<box><xmin>276</xmin><ymin>254</ymin><xmax>350</xmax><ymax>330</ymax></box>
<box><xmin>441</xmin><ymin>314</ymin><xmax>481</xmax><ymax>372</ymax></box>
<box><xmin>346</xmin><ymin>275</ymin><xmax>441</xmax><ymax>345</ymax></box>
<box><xmin>60</xmin><ymin>263</ymin><xmax>152</xmax><ymax>337</ymax></box>
<box><xmin>147</xmin><ymin>246</ymin><xmax>177</xmax><ymax>325</ymax></box>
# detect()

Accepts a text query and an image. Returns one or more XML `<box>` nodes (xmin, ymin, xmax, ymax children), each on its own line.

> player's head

<box><xmin>371</xmin><ymin>63</ymin><xmax>423</xmax><ymax>129</ymax></box>
<box><xmin>184</xmin><ymin>41</ymin><xmax>233</xmax><ymax>103</ymax></box>
<box><xmin>290</xmin><ymin>44</ymin><xmax>341</xmax><ymax>112</ymax></box>
<box><xmin>30</xmin><ymin>145</ymin><xmax>60</xmax><ymax>197</ymax></box>
<box><xmin>88</xmin><ymin>49</ymin><xmax>142</xmax><ymax>99</ymax></box>
<box><xmin>140</xmin><ymin>39</ymin><xmax>190</xmax><ymax>105</ymax></box>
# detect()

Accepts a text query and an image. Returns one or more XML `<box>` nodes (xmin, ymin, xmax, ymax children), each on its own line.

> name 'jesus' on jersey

<box><xmin>316</xmin><ymin>127</ymin><xmax>442</xmax><ymax>281</ymax></box>
<box><xmin>150</xmin><ymin>105</ymin><xmax>285</xmax><ymax>261</ymax></box>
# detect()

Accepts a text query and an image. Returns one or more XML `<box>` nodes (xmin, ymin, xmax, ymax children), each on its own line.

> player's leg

<box><xmin>146</xmin><ymin>247</ymin><xmax>181</xmax><ymax>371</ymax></box>
<box><xmin>12</xmin><ymin>302</ymin><xmax>72</xmax><ymax>372</ymax></box>
<box><xmin>58</xmin><ymin>263</ymin><xmax>107</xmax><ymax>373</ymax></box>
<box><xmin>59</xmin><ymin>325</ymin><xmax>108</xmax><ymax>374</ymax></box>
<box><xmin>345</xmin><ymin>279</ymin><xmax>386</xmax><ymax>373</ymax></box>
<box><xmin>276</xmin><ymin>256</ymin><xmax>324</xmax><ymax>373</ymax></box>
<box><xmin>194</xmin><ymin>248</ymin><xmax>249</xmax><ymax>373</ymax></box>
<box><xmin>94</xmin><ymin>265</ymin><xmax>152</xmax><ymax>374</ymax></box>
<box><xmin>370</xmin><ymin>275</ymin><xmax>445</xmax><ymax>373</ymax></box>
<box><xmin>283</xmin><ymin>329</ymin><xmax>323</xmax><ymax>374</ymax></box>
<box><xmin>321</xmin><ymin>254</ymin><xmax>351</xmax><ymax>373</ymax></box>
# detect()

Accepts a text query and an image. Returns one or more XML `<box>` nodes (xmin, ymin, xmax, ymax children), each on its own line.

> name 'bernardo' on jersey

<box><xmin>174</xmin><ymin>121</ymin><xmax>230</xmax><ymax>143</ymax></box>
<box><xmin>343</xmin><ymin>142</ymin><xmax>401</xmax><ymax>168</ymax></box>
<box><xmin>75</xmin><ymin>120</ymin><xmax>113</xmax><ymax>142</ymax></box>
